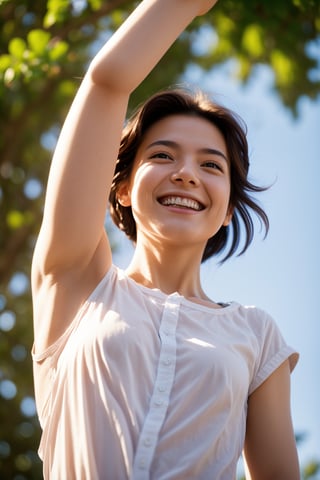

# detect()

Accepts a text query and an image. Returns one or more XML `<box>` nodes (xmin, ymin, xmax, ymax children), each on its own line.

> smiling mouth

<box><xmin>159</xmin><ymin>196</ymin><xmax>205</xmax><ymax>211</ymax></box>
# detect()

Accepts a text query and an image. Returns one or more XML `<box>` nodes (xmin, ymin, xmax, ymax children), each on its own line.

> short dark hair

<box><xmin>109</xmin><ymin>88</ymin><xmax>269</xmax><ymax>263</ymax></box>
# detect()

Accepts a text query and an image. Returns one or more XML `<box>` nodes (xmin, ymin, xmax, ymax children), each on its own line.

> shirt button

<box><xmin>144</xmin><ymin>437</ymin><xmax>152</xmax><ymax>447</ymax></box>
<box><xmin>139</xmin><ymin>458</ymin><xmax>146</xmax><ymax>469</ymax></box>
<box><xmin>158</xmin><ymin>385</ymin><xmax>166</xmax><ymax>392</ymax></box>
<box><xmin>155</xmin><ymin>398</ymin><xmax>163</xmax><ymax>406</ymax></box>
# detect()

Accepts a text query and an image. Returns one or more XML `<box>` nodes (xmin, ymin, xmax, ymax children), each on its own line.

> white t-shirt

<box><xmin>32</xmin><ymin>265</ymin><xmax>298</xmax><ymax>480</ymax></box>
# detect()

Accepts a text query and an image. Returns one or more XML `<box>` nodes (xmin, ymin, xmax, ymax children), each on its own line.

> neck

<box><xmin>125</xmin><ymin>238</ymin><xmax>207</xmax><ymax>299</ymax></box>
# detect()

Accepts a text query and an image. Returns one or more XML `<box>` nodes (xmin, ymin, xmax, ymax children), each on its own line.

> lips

<box><xmin>158</xmin><ymin>195</ymin><xmax>205</xmax><ymax>211</ymax></box>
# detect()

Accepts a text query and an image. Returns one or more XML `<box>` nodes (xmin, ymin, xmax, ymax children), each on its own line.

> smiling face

<box><xmin>117</xmin><ymin>114</ymin><xmax>233</xmax><ymax>254</ymax></box>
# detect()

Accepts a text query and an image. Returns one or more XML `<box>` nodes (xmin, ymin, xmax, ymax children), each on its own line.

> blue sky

<box><xmin>113</xmin><ymin>62</ymin><xmax>320</xmax><ymax>465</ymax></box>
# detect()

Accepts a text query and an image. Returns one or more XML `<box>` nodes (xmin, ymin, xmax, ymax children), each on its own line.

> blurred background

<box><xmin>1</xmin><ymin>1</ymin><xmax>319</xmax><ymax>478</ymax></box>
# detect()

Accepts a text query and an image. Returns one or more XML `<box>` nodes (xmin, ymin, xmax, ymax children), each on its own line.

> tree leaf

<box><xmin>0</xmin><ymin>54</ymin><xmax>11</xmax><ymax>72</ymax></box>
<box><xmin>242</xmin><ymin>24</ymin><xmax>264</xmax><ymax>58</ymax></box>
<box><xmin>8</xmin><ymin>38</ymin><xmax>26</xmax><ymax>60</ymax></box>
<box><xmin>88</xmin><ymin>0</ymin><xmax>103</xmax><ymax>12</ymax></box>
<box><xmin>271</xmin><ymin>50</ymin><xmax>295</xmax><ymax>87</ymax></box>
<box><xmin>27</xmin><ymin>30</ymin><xmax>51</xmax><ymax>56</ymax></box>
<box><xmin>6</xmin><ymin>211</ymin><xmax>26</xmax><ymax>230</ymax></box>
<box><xmin>43</xmin><ymin>11</ymin><xmax>56</xmax><ymax>29</ymax></box>
<box><xmin>48</xmin><ymin>40</ymin><xmax>69</xmax><ymax>61</ymax></box>
<box><xmin>44</xmin><ymin>0</ymin><xmax>71</xmax><ymax>27</ymax></box>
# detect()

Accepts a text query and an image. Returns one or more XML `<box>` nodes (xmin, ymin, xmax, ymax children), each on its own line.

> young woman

<box><xmin>31</xmin><ymin>0</ymin><xmax>300</xmax><ymax>478</ymax></box>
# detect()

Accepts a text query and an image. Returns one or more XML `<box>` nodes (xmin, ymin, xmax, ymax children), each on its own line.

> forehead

<box><xmin>140</xmin><ymin>114</ymin><xmax>227</xmax><ymax>155</ymax></box>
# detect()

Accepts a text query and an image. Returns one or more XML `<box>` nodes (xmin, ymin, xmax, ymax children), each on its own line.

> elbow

<box><xmin>88</xmin><ymin>52</ymin><xmax>134</xmax><ymax>93</ymax></box>
<box><xmin>88</xmin><ymin>55</ymin><xmax>112</xmax><ymax>87</ymax></box>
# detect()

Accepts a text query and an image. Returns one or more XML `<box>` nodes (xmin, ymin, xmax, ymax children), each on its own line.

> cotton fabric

<box><xmin>32</xmin><ymin>265</ymin><xmax>298</xmax><ymax>479</ymax></box>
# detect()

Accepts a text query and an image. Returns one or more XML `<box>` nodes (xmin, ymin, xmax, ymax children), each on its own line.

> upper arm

<box><xmin>36</xmin><ymin>80</ymin><xmax>128</xmax><ymax>274</ymax></box>
<box><xmin>243</xmin><ymin>360</ymin><xmax>300</xmax><ymax>480</ymax></box>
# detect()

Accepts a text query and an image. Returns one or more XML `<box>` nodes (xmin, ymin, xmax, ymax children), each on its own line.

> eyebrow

<box><xmin>146</xmin><ymin>140</ymin><xmax>228</xmax><ymax>162</ymax></box>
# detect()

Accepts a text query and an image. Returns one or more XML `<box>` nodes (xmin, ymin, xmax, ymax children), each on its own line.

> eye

<box><xmin>150</xmin><ymin>152</ymin><xmax>173</xmax><ymax>160</ymax></box>
<box><xmin>202</xmin><ymin>161</ymin><xmax>223</xmax><ymax>171</ymax></box>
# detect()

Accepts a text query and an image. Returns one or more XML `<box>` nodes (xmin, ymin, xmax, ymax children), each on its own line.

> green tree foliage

<box><xmin>0</xmin><ymin>0</ymin><xmax>319</xmax><ymax>477</ymax></box>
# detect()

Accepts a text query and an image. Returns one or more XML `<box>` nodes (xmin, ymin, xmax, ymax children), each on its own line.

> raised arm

<box><xmin>34</xmin><ymin>0</ymin><xmax>217</xmax><ymax>273</ymax></box>
<box><xmin>32</xmin><ymin>0</ymin><xmax>218</xmax><ymax>351</ymax></box>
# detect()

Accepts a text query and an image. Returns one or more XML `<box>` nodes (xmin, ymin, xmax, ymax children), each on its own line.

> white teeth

<box><xmin>161</xmin><ymin>196</ymin><xmax>202</xmax><ymax>211</ymax></box>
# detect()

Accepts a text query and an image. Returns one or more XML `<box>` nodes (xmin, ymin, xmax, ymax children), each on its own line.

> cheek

<box><xmin>211</xmin><ymin>177</ymin><xmax>231</xmax><ymax>205</ymax></box>
<box><xmin>129</xmin><ymin>176</ymin><xmax>153</xmax><ymax>213</ymax></box>
<box><xmin>129</xmin><ymin>164</ymin><xmax>162</xmax><ymax>203</ymax></box>
<box><xmin>208</xmin><ymin>180</ymin><xmax>232</xmax><ymax>226</ymax></box>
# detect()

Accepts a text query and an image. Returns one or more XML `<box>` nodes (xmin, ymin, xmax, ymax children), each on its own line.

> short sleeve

<box><xmin>248</xmin><ymin>309</ymin><xmax>299</xmax><ymax>395</ymax></box>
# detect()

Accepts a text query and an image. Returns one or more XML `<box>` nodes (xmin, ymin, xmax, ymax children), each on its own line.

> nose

<box><xmin>170</xmin><ymin>160</ymin><xmax>199</xmax><ymax>186</ymax></box>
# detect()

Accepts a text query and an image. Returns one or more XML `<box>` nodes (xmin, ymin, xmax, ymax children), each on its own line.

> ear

<box><xmin>116</xmin><ymin>182</ymin><xmax>131</xmax><ymax>207</ymax></box>
<box><xmin>223</xmin><ymin>205</ymin><xmax>234</xmax><ymax>227</ymax></box>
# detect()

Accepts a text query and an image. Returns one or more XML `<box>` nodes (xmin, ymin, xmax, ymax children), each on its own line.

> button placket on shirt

<box><xmin>132</xmin><ymin>293</ymin><xmax>181</xmax><ymax>479</ymax></box>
